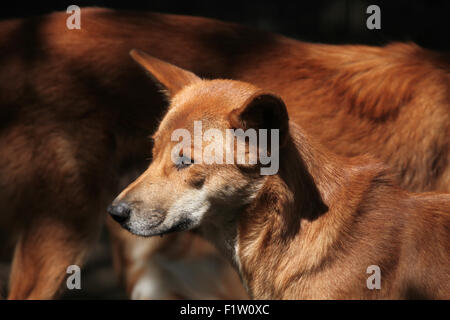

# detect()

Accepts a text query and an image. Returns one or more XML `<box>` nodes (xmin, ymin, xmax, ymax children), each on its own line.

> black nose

<box><xmin>107</xmin><ymin>202</ymin><xmax>131</xmax><ymax>223</ymax></box>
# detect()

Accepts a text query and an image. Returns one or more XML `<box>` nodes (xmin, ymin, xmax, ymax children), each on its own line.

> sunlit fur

<box><xmin>1</xmin><ymin>8</ymin><xmax>448</xmax><ymax>298</ymax></box>
<box><xmin>114</xmin><ymin>57</ymin><xmax>450</xmax><ymax>299</ymax></box>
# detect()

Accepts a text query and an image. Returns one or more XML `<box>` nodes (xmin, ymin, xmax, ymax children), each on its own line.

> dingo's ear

<box><xmin>229</xmin><ymin>93</ymin><xmax>289</xmax><ymax>146</ymax></box>
<box><xmin>130</xmin><ymin>49</ymin><xmax>200</xmax><ymax>97</ymax></box>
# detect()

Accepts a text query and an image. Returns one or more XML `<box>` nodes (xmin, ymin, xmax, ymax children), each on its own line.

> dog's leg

<box><xmin>7</xmin><ymin>215</ymin><xmax>101</xmax><ymax>300</ymax></box>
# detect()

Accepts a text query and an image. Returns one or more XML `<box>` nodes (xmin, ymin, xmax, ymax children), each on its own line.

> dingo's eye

<box><xmin>175</xmin><ymin>156</ymin><xmax>192</xmax><ymax>170</ymax></box>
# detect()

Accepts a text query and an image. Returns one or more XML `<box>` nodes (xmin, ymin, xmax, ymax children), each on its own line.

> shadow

<box><xmin>260</xmin><ymin>136</ymin><xmax>329</xmax><ymax>243</ymax></box>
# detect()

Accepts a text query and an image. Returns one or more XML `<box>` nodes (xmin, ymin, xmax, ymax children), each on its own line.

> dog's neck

<box><xmin>207</xmin><ymin>122</ymin><xmax>387</xmax><ymax>299</ymax></box>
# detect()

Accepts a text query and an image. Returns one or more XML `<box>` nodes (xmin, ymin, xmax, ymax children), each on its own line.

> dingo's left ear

<box><xmin>130</xmin><ymin>49</ymin><xmax>200</xmax><ymax>97</ymax></box>
<box><xmin>229</xmin><ymin>92</ymin><xmax>289</xmax><ymax>146</ymax></box>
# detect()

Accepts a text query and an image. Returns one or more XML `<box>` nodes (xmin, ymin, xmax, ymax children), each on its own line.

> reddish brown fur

<box><xmin>237</xmin><ymin>123</ymin><xmax>450</xmax><ymax>299</ymax></box>
<box><xmin>0</xmin><ymin>8</ymin><xmax>448</xmax><ymax>299</ymax></box>
<box><xmin>112</xmin><ymin>58</ymin><xmax>450</xmax><ymax>299</ymax></box>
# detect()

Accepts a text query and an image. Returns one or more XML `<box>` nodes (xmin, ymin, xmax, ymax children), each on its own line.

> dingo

<box><xmin>110</xmin><ymin>53</ymin><xmax>450</xmax><ymax>299</ymax></box>
<box><xmin>1</xmin><ymin>8</ymin><xmax>448</xmax><ymax>299</ymax></box>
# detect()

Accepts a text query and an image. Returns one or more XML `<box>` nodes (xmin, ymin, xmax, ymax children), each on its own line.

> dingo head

<box><xmin>108</xmin><ymin>50</ymin><xmax>289</xmax><ymax>237</ymax></box>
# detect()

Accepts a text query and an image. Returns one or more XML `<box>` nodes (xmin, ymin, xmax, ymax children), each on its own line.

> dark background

<box><xmin>0</xmin><ymin>0</ymin><xmax>449</xmax><ymax>50</ymax></box>
<box><xmin>0</xmin><ymin>0</ymin><xmax>448</xmax><ymax>299</ymax></box>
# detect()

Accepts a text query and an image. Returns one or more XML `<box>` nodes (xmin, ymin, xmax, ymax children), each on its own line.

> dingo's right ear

<box><xmin>229</xmin><ymin>92</ymin><xmax>290</xmax><ymax>147</ymax></box>
<box><xmin>130</xmin><ymin>49</ymin><xmax>200</xmax><ymax>97</ymax></box>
